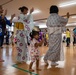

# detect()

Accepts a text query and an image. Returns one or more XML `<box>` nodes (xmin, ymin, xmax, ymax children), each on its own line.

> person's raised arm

<box><xmin>10</xmin><ymin>14</ymin><xmax>15</xmax><ymax>23</ymax></box>
<box><xmin>27</xmin><ymin>7</ymin><xmax>34</xmax><ymax>21</ymax></box>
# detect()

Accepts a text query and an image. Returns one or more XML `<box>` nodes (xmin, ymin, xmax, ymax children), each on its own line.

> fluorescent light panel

<box><xmin>37</xmin><ymin>23</ymin><xmax>47</xmax><ymax>28</ymax></box>
<box><xmin>66</xmin><ymin>23</ymin><xmax>76</xmax><ymax>26</ymax></box>
<box><xmin>71</xmin><ymin>16</ymin><xmax>76</xmax><ymax>18</ymax></box>
<box><xmin>7</xmin><ymin>16</ymin><xmax>17</xmax><ymax>19</ymax></box>
<box><xmin>32</xmin><ymin>9</ymin><xmax>41</xmax><ymax>14</ymax></box>
<box><xmin>59</xmin><ymin>0</ymin><xmax>76</xmax><ymax>7</ymax></box>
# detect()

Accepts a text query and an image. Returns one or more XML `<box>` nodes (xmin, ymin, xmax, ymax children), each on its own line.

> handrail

<box><xmin>34</xmin><ymin>13</ymin><xmax>76</xmax><ymax>21</ymax></box>
<box><xmin>1</xmin><ymin>0</ymin><xmax>13</xmax><ymax>6</ymax></box>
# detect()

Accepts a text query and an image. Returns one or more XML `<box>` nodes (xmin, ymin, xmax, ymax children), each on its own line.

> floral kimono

<box><xmin>30</xmin><ymin>39</ymin><xmax>40</xmax><ymax>62</ymax></box>
<box><xmin>16</xmin><ymin>13</ymin><xmax>34</xmax><ymax>62</ymax></box>
<box><xmin>44</xmin><ymin>13</ymin><xmax>68</xmax><ymax>62</ymax></box>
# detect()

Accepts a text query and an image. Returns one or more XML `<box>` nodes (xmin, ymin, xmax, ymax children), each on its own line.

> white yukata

<box><xmin>16</xmin><ymin>13</ymin><xmax>34</xmax><ymax>62</ymax></box>
<box><xmin>44</xmin><ymin>13</ymin><xmax>68</xmax><ymax>62</ymax></box>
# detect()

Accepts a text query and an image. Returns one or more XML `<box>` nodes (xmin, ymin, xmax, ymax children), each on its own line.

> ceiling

<box><xmin>0</xmin><ymin>0</ymin><xmax>76</xmax><ymax>27</ymax></box>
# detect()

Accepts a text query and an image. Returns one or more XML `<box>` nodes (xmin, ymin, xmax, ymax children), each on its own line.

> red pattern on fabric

<box><xmin>19</xmin><ymin>43</ymin><xmax>23</xmax><ymax>46</ymax></box>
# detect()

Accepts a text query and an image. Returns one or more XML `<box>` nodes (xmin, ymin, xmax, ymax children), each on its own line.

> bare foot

<box><xmin>45</xmin><ymin>62</ymin><xmax>48</xmax><ymax>66</ymax></box>
<box><xmin>29</xmin><ymin>69</ymin><xmax>34</xmax><ymax>72</ymax></box>
<box><xmin>36</xmin><ymin>68</ymin><xmax>41</xmax><ymax>71</ymax></box>
<box><xmin>47</xmin><ymin>66</ymin><xmax>51</xmax><ymax>69</ymax></box>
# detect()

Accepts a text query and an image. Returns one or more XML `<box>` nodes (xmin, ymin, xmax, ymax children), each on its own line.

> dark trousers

<box><xmin>66</xmin><ymin>38</ymin><xmax>70</xmax><ymax>46</ymax></box>
<box><xmin>6</xmin><ymin>35</ymin><xmax>9</xmax><ymax>45</ymax></box>
<box><xmin>0</xmin><ymin>35</ymin><xmax>4</xmax><ymax>47</ymax></box>
<box><xmin>73</xmin><ymin>37</ymin><xmax>76</xmax><ymax>45</ymax></box>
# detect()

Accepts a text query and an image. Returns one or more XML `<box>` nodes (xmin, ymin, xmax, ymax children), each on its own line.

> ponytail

<box><xmin>18</xmin><ymin>6</ymin><xmax>28</xmax><ymax>12</ymax></box>
<box><xmin>30</xmin><ymin>32</ymin><xmax>33</xmax><ymax>39</ymax></box>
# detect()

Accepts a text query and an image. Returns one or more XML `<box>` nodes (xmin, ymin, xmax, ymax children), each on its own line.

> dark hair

<box><xmin>30</xmin><ymin>30</ymin><xmax>39</xmax><ymax>39</ymax></box>
<box><xmin>50</xmin><ymin>5</ymin><xmax>59</xmax><ymax>14</ymax></box>
<box><xmin>12</xmin><ymin>32</ymin><xmax>14</xmax><ymax>34</ymax></box>
<box><xmin>67</xmin><ymin>29</ymin><xmax>69</xmax><ymax>31</ymax></box>
<box><xmin>19</xmin><ymin>6</ymin><xmax>28</xmax><ymax>12</ymax></box>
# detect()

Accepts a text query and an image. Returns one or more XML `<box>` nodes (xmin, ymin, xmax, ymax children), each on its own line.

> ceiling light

<box><xmin>32</xmin><ymin>9</ymin><xmax>41</xmax><ymax>14</ymax></box>
<box><xmin>7</xmin><ymin>16</ymin><xmax>17</xmax><ymax>19</ymax></box>
<box><xmin>66</xmin><ymin>23</ymin><xmax>76</xmax><ymax>26</ymax></box>
<box><xmin>71</xmin><ymin>16</ymin><xmax>76</xmax><ymax>18</ymax></box>
<box><xmin>7</xmin><ymin>16</ymin><xmax>11</xmax><ymax>19</ymax></box>
<box><xmin>59</xmin><ymin>1</ymin><xmax>76</xmax><ymax>7</ymax></box>
<box><xmin>37</xmin><ymin>23</ymin><xmax>47</xmax><ymax>28</ymax></box>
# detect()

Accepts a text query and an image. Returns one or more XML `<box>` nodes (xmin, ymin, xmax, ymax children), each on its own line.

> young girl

<box><xmin>15</xmin><ymin>6</ymin><xmax>34</xmax><ymax>63</ymax></box>
<box><xmin>29</xmin><ymin>30</ymin><xmax>44</xmax><ymax>72</ymax></box>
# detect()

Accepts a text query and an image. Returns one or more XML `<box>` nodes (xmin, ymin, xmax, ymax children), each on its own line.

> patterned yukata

<box><xmin>30</xmin><ymin>39</ymin><xmax>40</xmax><ymax>62</ymax></box>
<box><xmin>44</xmin><ymin>13</ymin><xmax>68</xmax><ymax>62</ymax></box>
<box><xmin>16</xmin><ymin>13</ymin><xmax>34</xmax><ymax>62</ymax></box>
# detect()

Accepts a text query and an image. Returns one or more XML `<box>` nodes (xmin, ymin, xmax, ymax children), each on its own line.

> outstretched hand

<box><xmin>30</xmin><ymin>7</ymin><xmax>34</xmax><ymax>14</ymax></box>
<box><xmin>4</xmin><ymin>9</ymin><xmax>7</xmax><ymax>16</ymax></box>
<box><xmin>67</xmin><ymin>12</ymin><xmax>70</xmax><ymax>18</ymax></box>
<box><xmin>10</xmin><ymin>14</ymin><xmax>15</xmax><ymax>23</ymax></box>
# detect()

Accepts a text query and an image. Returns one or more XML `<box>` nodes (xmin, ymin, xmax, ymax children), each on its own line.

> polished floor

<box><xmin>0</xmin><ymin>43</ymin><xmax>76</xmax><ymax>75</ymax></box>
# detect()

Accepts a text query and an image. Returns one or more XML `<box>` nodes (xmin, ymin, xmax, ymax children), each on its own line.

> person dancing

<box><xmin>44</xmin><ymin>5</ymin><xmax>69</xmax><ymax>69</ymax></box>
<box><xmin>16</xmin><ymin>6</ymin><xmax>34</xmax><ymax>63</ymax></box>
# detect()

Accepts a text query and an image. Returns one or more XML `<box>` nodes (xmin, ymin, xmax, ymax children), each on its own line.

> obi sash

<box><xmin>15</xmin><ymin>22</ymin><xmax>24</xmax><ymax>30</ymax></box>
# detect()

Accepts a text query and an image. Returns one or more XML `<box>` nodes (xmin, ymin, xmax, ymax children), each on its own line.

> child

<box><xmin>66</xmin><ymin>29</ymin><xmax>70</xmax><ymax>47</ymax></box>
<box><xmin>29</xmin><ymin>31</ymin><xmax>44</xmax><ymax>72</ymax></box>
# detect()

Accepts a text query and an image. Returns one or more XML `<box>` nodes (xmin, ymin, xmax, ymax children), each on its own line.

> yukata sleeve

<box><xmin>59</xmin><ymin>16</ymin><xmax>68</xmax><ymax>27</ymax></box>
<box><xmin>27</xmin><ymin>14</ymin><xmax>34</xmax><ymax>32</ymax></box>
<box><xmin>19</xmin><ymin>14</ymin><xmax>33</xmax><ymax>23</ymax></box>
<box><xmin>27</xmin><ymin>14</ymin><xmax>33</xmax><ymax>22</ymax></box>
<box><xmin>46</xmin><ymin>17</ymin><xmax>51</xmax><ymax>27</ymax></box>
<box><xmin>46</xmin><ymin>18</ymin><xmax>53</xmax><ymax>34</ymax></box>
<box><xmin>19</xmin><ymin>14</ymin><xmax>26</xmax><ymax>22</ymax></box>
<box><xmin>58</xmin><ymin>16</ymin><xmax>68</xmax><ymax>32</ymax></box>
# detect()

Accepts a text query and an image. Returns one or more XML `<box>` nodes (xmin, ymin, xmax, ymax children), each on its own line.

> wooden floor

<box><xmin>0</xmin><ymin>43</ymin><xmax>76</xmax><ymax>75</ymax></box>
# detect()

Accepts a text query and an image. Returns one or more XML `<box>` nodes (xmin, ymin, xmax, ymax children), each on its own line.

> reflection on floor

<box><xmin>0</xmin><ymin>43</ymin><xmax>76</xmax><ymax>75</ymax></box>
